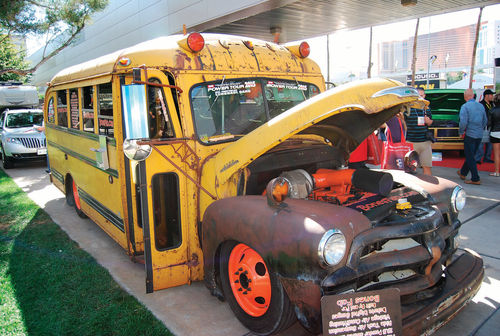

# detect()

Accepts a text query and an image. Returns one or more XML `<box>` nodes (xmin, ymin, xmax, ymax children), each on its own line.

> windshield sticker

<box><xmin>266</xmin><ymin>81</ymin><xmax>307</xmax><ymax>91</ymax></box>
<box><xmin>208</xmin><ymin>81</ymin><xmax>257</xmax><ymax>97</ymax></box>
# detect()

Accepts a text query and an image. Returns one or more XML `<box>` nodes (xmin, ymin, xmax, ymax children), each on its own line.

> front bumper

<box><xmin>402</xmin><ymin>249</ymin><xmax>483</xmax><ymax>336</ymax></box>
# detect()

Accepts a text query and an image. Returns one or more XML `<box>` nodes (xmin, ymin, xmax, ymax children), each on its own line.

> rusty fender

<box><xmin>201</xmin><ymin>195</ymin><xmax>370</xmax><ymax>321</ymax></box>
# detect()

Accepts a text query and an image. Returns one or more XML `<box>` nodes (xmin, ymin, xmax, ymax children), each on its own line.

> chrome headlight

<box><xmin>6</xmin><ymin>137</ymin><xmax>21</xmax><ymax>144</ymax></box>
<box><xmin>451</xmin><ymin>186</ymin><xmax>466</xmax><ymax>212</ymax></box>
<box><xmin>318</xmin><ymin>229</ymin><xmax>346</xmax><ymax>267</ymax></box>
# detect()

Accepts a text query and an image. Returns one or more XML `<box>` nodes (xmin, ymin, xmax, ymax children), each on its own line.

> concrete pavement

<box><xmin>3</xmin><ymin>161</ymin><xmax>499</xmax><ymax>336</ymax></box>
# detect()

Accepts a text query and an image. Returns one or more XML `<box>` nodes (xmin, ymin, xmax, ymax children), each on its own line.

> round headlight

<box><xmin>318</xmin><ymin>229</ymin><xmax>346</xmax><ymax>267</ymax></box>
<box><xmin>451</xmin><ymin>186</ymin><xmax>466</xmax><ymax>212</ymax></box>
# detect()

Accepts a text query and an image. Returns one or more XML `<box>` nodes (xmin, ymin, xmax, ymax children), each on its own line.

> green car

<box><xmin>425</xmin><ymin>88</ymin><xmax>465</xmax><ymax>150</ymax></box>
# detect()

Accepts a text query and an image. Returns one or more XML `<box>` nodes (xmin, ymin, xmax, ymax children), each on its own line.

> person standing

<box><xmin>475</xmin><ymin>89</ymin><xmax>495</xmax><ymax>163</ymax></box>
<box><xmin>405</xmin><ymin>87</ymin><xmax>433</xmax><ymax>175</ymax></box>
<box><xmin>457</xmin><ymin>89</ymin><xmax>487</xmax><ymax>185</ymax></box>
<box><xmin>488</xmin><ymin>93</ymin><xmax>500</xmax><ymax>177</ymax></box>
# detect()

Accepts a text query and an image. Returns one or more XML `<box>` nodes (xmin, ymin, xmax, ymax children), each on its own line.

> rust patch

<box><xmin>425</xmin><ymin>245</ymin><xmax>442</xmax><ymax>276</ymax></box>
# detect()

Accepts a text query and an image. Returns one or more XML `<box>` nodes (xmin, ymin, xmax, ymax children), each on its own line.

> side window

<box><xmin>152</xmin><ymin>173</ymin><xmax>181</xmax><ymax>250</ymax></box>
<box><xmin>57</xmin><ymin>90</ymin><xmax>68</xmax><ymax>127</ymax></box>
<box><xmin>82</xmin><ymin>86</ymin><xmax>94</xmax><ymax>133</ymax></box>
<box><xmin>47</xmin><ymin>97</ymin><xmax>55</xmax><ymax>123</ymax></box>
<box><xmin>147</xmin><ymin>78</ymin><xmax>174</xmax><ymax>139</ymax></box>
<box><xmin>97</xmin><ymin>82</ymin><xmax>114</xmax><ymax>137</ymax></box>
<box><xmin>69</xmin><ymin>88</ymin><xmax>80</xmax><ymax>130</ymax></box>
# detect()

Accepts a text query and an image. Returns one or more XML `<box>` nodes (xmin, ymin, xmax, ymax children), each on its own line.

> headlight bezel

<box><xmin>6</xmin><ymin>137</ymin><xmax>21</xmax><ymax>144</ymax></box>
<box><xmin>451</xmin><ymin>185</ymin><xmax>466</xmax><ymax>213</ymax></box>
<box><xmin>318</xmin><ymin>229</ymin><xmax>347</xmax><ymax>268</ymax></box>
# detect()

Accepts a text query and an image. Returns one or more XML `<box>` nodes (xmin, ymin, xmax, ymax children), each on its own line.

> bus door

<box><xmin>122</xmin><ymin>69</ymin><xmax>190</xmax><ymax>292</ymax></box>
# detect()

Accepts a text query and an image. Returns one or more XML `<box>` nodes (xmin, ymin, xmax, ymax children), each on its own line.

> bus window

<box><xmin>57</xmin><ymin>90</ymin><xmax>68</xmax><ymax>127</ymax></box>
<box><xmin>69</xmin><ymin>88</ymin><xmax>79</xmax><ymax>130</ymax></box>
<box><xmin>264</xmin><ymin>80</ymin><xmax>318</xmax><ymax>119</ymax></box>
<box><xmin>47</xmin><ymin>98</ymin><xmax>55</xmax><ymax>123</ymax></box>
<box><xmin>152</xmin><ymin>173</ymin><xmax>181</xmax><ymax>250</ymax></box>
<box><xmin>97</xmin><ymin>83</ymin><xmax>114</xmax><ymax>137</ymax></box>
<box><xmin>82</xmin><ymin>86</ymin><xmax>94</xmax><ymax>133</ymax></box>
<box><xmin>191</xmin><ymin>79</ymin><xmax>266</xmax><ymax>143</ymax></box>
<box><xmin>147</xmin><ymin>79</ymin><xmax>174</xmax><ymax>139</ymax></box>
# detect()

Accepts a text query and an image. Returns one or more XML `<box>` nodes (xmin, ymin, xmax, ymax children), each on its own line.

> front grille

<box><xmin>18</xmin><ymin>137</ymin><xmax>46</xmax><ymax>148</ymax></box>
<box><xmin>322</xmin><ymin>206</ymin><xmax>456</xmax><ymax>295</ymax></box>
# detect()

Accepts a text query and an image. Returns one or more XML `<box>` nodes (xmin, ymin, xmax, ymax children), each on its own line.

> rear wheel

<box><xmin>1</xmin><ymin>149</ymin><xmax>13</xmax><ymax>169</ymax></box>
<box><xmin>66</xmin><ymin>178</ymin><xmax>87</xmax><ymax>218</ymax></box>
<box><xmin>219</xmin><ymin>241</ymin><xmax>296</xmax><ymax>335</ymax></box>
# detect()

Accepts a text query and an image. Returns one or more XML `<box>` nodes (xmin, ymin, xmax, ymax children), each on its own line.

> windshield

<box><xmin>5</xmin><ymin>112</ymin><xmax>43</xmax><ymax>128</ymax></box>
<box><xmin>191</xmin><ymin>78</ymin><xmax>319</xmax><ymax>143</ymax></box>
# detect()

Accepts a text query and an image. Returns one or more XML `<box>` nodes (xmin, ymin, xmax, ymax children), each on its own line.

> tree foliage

<box><xmin>0</xmin><ymin>36</ymin><xmax>30</xmax><ymax>82</ymax></box>
<box><xmin>0</xmin><ymin>0</ymin><xmax>108</xmax><ymax>78</ymax></box>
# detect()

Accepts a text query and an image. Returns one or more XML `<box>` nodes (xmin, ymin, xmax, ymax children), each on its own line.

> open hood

<box><xmin>209</xmin><ymin>78</ymin><xmax>423</xmax><ymax>186</ymax></box>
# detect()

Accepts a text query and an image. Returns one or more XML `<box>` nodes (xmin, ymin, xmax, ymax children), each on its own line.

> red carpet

<box><xmin>433</xmin><ymin>150</ymin><xmax>495</xmax><ymax>172</ymax></box>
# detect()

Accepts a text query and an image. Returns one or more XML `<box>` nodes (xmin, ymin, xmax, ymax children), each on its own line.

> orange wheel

<box><xmin>72</xmin><ymin>180</ymin><xmax>82</xmax><ymax>210</ymax></box>
<box><xmin>219</xmin><ymin>241</ymin><xmax>296</xmax><ymax>335</ymax></box>
<box><xmin>227</xmin><ymin>243</ymin><xmax>271</xmax><ymax>317</ymax></box>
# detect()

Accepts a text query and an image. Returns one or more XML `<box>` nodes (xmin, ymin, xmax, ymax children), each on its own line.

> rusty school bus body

<box><xmin>44</xmin><ymin>33</ymin><xmax>482</xmax><ymax>335</ymax></box>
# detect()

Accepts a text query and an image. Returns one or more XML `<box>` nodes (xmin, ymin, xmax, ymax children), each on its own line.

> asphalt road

<box><xmin>3</xmin><ymin>161</ymin><xmax>499</xmax><ymax>336</ymax></box>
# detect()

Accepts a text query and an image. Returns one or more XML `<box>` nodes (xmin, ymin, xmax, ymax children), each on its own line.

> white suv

<box><xmin>0</xmin><ymin>108</ymin><xmax>46</xmax><ymax>169</ymax></box>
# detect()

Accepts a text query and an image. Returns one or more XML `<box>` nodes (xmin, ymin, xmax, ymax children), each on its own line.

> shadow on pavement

<box><xmin>6</xmin><ymin>207</ymin><xmax>170</xmax><ymax>336</ymax></box>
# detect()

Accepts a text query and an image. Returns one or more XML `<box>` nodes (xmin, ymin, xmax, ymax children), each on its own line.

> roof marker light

<box><xmin>118</xmin><ymin>57</ymin><xmax>131</xmax><ymax>66</ymax></box>
<box><xmin>287</xmin><ymin>41</ymin><xmax>310</xmax><ymax>58</ymax></box>
<box><xmin>178</xmin><ymin>32</ymin><xmax>205</xmax><ymax>53</ymax></box>
<box><xmin>219</xmin><ymin>39</ymin><xmax>229</xmax><ymax>49</ymax></box>
<box><xmin>266</xmin><ymin>43</ymin><xmax>276</xmax><ymax>52</ymax></box>
<box><xmin>299</xmin><ymin>42</ymin><xmax>310</xmax><ymax>58</ymax></box>
<box><xmin>243</xmin><ymin>40</ymin><xmax>254</xmax><ymax>50</ymax></box>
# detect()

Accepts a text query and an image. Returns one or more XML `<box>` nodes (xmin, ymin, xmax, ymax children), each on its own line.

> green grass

<box><xmin>0</xmin><ymin>169</ymin><xmax>172</xmax><ymax>336</ymax></box>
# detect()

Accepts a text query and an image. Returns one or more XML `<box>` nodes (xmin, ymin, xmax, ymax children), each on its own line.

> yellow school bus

<box><xmin>45</xmin><ymin>33</ymin><xmax>482</xmax><ymax>335</ymax></box>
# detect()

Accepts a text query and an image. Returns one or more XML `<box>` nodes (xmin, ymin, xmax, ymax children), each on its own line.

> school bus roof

<box><xmin>49</xmin><ymin>34</ymin><xmax>323</xmax><ymax>87</ymax></box>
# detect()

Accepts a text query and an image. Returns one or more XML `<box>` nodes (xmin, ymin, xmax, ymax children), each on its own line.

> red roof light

<box><xmin>299</xmin><ymin>42</ymin><xmax>310</xmax><ymax>58</ymax></box>
<box><xmin>187</xmin><ymin>33</ymin><xmax>205</xmax><ymax>52</ymax></box>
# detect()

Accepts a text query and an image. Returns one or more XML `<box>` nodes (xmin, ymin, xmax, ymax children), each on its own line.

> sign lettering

<box><xmin>321</xmin><ymin>289</ymin><xmax>402</xmax><ymax>336</ymax></box>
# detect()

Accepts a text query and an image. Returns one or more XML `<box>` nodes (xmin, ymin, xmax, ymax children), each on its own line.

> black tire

<box><xmin>219</xmin><ymin>241</ymin><xmax>296</xmax><ymax>335</ymax></box>
<box><xmin>2</xmin><ymin>149</ymin><xmax>13</xmax><ymax>169</ymax></box>
<box><xmin>66</xmin><ymin>178</ymin><xmax>88</xmax><ymax>218</ymax></box>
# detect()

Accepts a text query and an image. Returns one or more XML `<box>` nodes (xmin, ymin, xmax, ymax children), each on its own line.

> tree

<box><xmin>0</xmin><ymin>36</ymin><xmax>30</xmax><ymax>82</ymax></box>
<box><xmin>0</xmin><ymin>0</ymin><xmax>108</xmax><ymax>78</ymax></box>
<box><xmin>469</xmin><ymin>7</ymin><xmax>483</xmax><ymax>89</ymax></box>
<box><xmin>410</xmin><ymin>18</ymin><xmax>420</xmax><ymax>87</ymax></box>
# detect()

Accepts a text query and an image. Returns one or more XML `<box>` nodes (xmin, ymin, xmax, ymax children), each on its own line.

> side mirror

<box><xmin>121</xmin><ymin>83</ymin><xmax>151</xmax><ymax>161</ymax></box>
<box><xmin>404</xmin><ymin>150</ymin><xmax>420</xmax><ymax>174</ymax></box>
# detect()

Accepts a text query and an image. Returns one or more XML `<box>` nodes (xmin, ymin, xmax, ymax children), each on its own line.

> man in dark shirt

<box><xmin>405</xmin><ymin>87</ymin><xmax>433</xmax><ymax>175</ymax></box>
<box><xmin>475</xmin><ymin>89</ymin><xmax>495</xmax><ymax>163</ymax></box>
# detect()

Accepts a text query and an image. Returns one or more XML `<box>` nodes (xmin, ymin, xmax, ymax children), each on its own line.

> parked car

<box><xmin>425</xmin><ymin>89</ymin><xmax>465</xmax><ymax>150</ymax></box>
<box><xmin>0</xmin><ymin>108</ymin><xmax>47</xmax><ymax>169</ymax></box>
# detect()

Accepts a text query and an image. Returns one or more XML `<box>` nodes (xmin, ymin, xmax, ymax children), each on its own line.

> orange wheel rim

<box><xmin>72</xmin><ymin>180</ymin><xmax>82</xmax><ymax>210</ymax></box>
<box><xmin>228</xmin><ymin>243</ymin><xmax>271</xmax><ymax>317</ymax></box>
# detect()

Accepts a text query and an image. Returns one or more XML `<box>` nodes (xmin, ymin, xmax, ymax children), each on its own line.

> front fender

<box><xmin>201</xmin><ymin>195</ymin><xmax>371</xmax><ymax>296</ymax></box>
